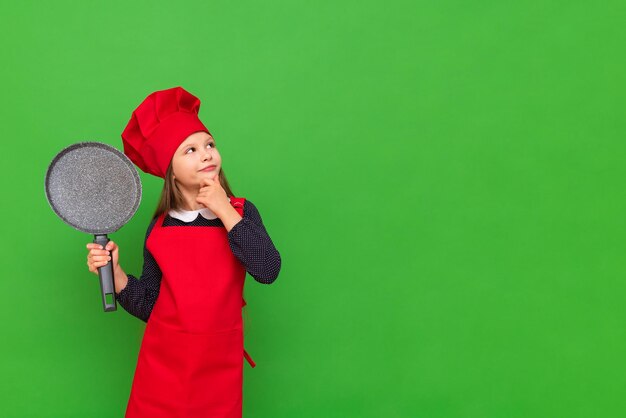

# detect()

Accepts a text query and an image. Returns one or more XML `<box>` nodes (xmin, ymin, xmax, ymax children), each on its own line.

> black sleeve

<box><xmin>115</xmin><ymin>217</ymin><xmax>162</xmax><ymax>322</ymax></box>
<box><xmin>227</xmin><ymin>199</ymin><xmax>282</xmax><ymax>284</ymax></box>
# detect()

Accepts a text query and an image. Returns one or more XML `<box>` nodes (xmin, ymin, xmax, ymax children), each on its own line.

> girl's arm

<box><xmin>115</xmin><ymin>217</ymin><xmax>162</xmax><ymax>322</ymax></box>
<box><xmin>227</xmin><ymin>199</ymin><xmax>282</xmax><ymax>284</ymax></box>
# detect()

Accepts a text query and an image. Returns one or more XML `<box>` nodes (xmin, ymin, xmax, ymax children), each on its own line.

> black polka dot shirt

<box><xmin>115</xmin><ymin>199</ymin><xmax>281</xmax><ymax>322</ymax></box>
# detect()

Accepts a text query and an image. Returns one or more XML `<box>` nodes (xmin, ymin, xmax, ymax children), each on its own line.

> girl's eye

<box><xmin>185</xmin><ymin>142</ymin><xmax>214</xmax><ymax>154</ymax></box>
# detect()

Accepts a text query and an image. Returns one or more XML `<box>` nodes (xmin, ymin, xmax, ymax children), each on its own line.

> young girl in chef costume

<box><xmin>85</xmin><ymin>86</ymin><xmax>281</xmax><ymax>418</ymax></box>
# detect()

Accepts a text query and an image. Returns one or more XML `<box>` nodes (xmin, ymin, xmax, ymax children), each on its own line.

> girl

<box><xmin>85</xmin><ymin>86</ymin><xmax>281</xmax><ymax>418</ymax></box>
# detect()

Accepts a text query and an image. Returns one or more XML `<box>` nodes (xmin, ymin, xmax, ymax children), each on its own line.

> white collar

<box><xmin>168</xmin><ymin>207</ymin><xmax>217</xmax><ymax>221</ymax></box>
<box><xmin>168</xmin><ymin>198</ymin><xmax>230</xmax><ymax>222</ymax></box>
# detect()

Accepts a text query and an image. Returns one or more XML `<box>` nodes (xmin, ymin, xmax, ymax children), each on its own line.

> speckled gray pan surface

<box><xmin>45</xmin><ymin>142</ymin><xmax>142</xmax><ymax>234</ymax></box>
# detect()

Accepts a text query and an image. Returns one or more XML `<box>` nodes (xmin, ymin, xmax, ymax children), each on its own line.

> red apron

<box><xmin>125</xmin><ymin>197</ymin><xmax>255</xmax><ymax>418</ymax></box>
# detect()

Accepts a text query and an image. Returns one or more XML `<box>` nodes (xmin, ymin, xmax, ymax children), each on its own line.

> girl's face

<box><xmin>171</xmin><ymin>131</ymin><xmax>222</xmax><ymax>190</ymax></box>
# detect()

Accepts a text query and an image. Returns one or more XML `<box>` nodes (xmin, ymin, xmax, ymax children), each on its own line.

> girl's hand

<box><xmin>86</xmin><ymin>240</ymin><xmax>120</xmax><ymax>275</ymax></box>
<box><xmin>196</xmin><ymin>174</ymin><xmax>230</xmax><ymax>215</ymax></box>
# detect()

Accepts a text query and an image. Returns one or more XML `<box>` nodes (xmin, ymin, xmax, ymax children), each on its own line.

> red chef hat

<box><xmin>121</xmin><ymin>86</ymin><xmax>210</xmax><ymax>178</ymax></box>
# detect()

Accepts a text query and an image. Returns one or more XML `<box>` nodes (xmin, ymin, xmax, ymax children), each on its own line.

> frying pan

<box><xmin>45</xmin><ymin>142</ymin><xmax>142</xmax><ymax>312</ymax></box>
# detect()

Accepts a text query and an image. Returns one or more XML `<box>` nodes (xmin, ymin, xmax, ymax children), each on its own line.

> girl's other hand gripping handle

<box><xmin>86</xmin><ymin>241</ymin><xmax>129</xmax><ymax>294</ymax></box>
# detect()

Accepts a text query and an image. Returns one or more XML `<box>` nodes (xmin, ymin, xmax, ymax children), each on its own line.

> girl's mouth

<box><xmin>200</xmin><ymin>165</ymin><xmax>216</xmax><ymax>172</ymax></box>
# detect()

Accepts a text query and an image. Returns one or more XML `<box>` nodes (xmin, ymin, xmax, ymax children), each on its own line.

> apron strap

<box><xmin>244</xmin><ymin>349</ymin><xmax>256</xmax><ymax>368</ymax></box>
<box><xmin>234</xmin><ymin>197</ymin><xmax>253</xmax><ymax>368</ymax></box>
<box><xmin>230</xmin><ymin>197</ymin><xmax>246</xmax><ymax>216</ymax></box>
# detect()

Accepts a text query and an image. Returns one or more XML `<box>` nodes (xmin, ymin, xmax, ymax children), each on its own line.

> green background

<box><xmin>1</xmin><ymin>1</ymin><xmax>624</xmax><ymax>417</ymax></box>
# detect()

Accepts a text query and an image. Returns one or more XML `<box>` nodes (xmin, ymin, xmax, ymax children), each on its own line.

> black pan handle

<box><xmin>93</xmin><ymin>234</ymin><xmax>117</xmax><ymax>312</ymax></box>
